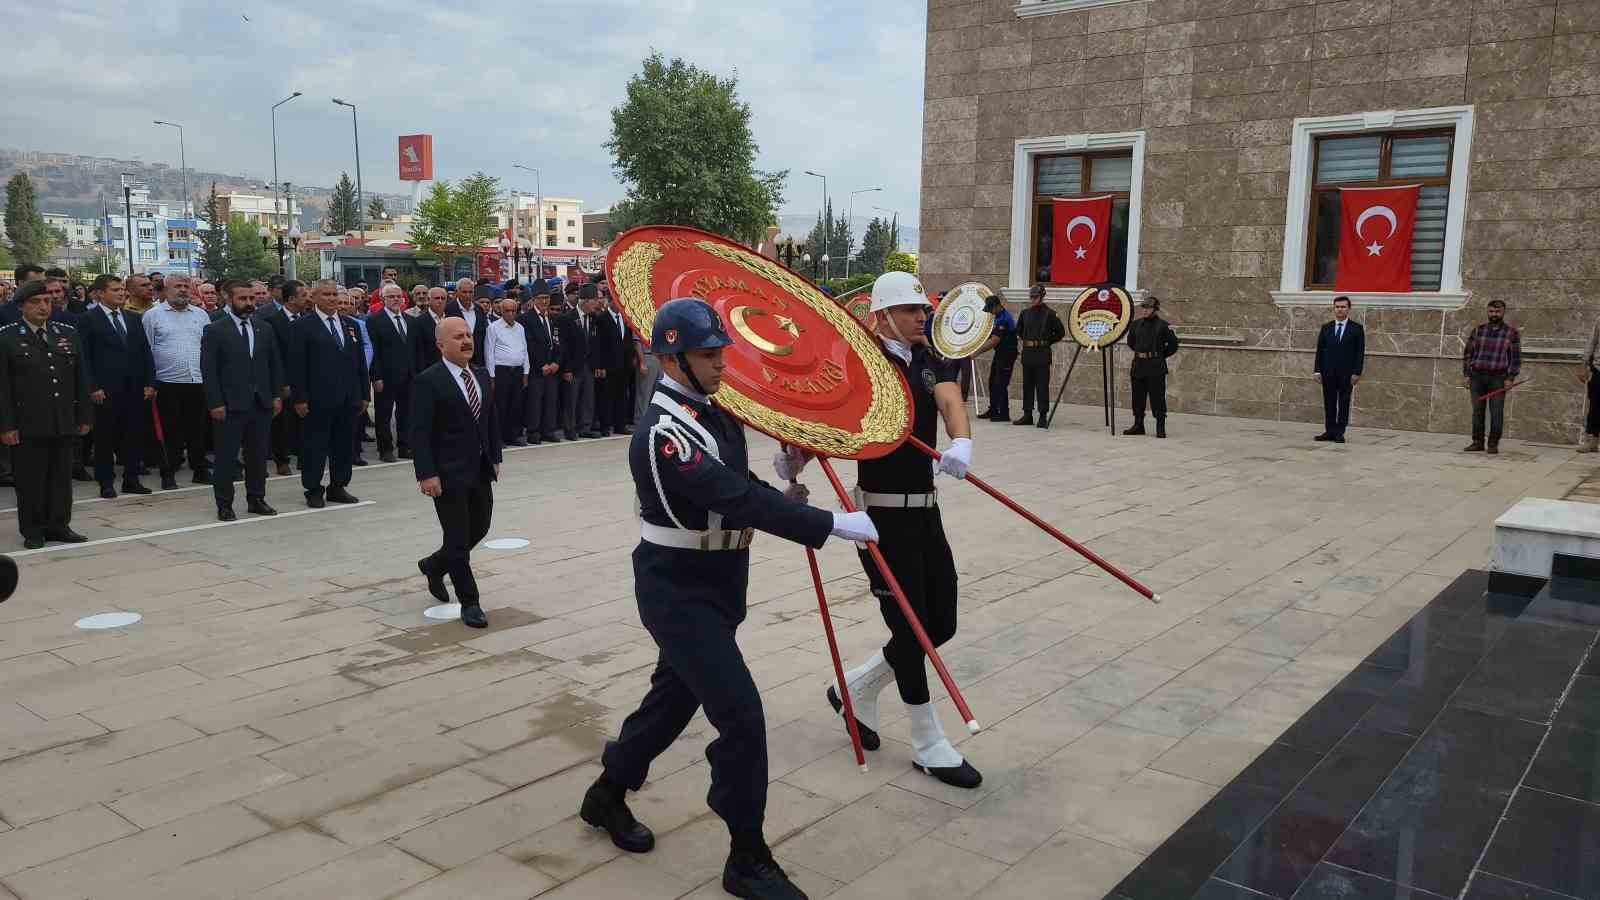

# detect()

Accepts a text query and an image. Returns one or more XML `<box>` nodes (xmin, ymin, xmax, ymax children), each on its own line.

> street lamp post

<box><xmin>844</xmin><ymin>187</ymin><xmax>882</xmax><ymax>278</ymax></box>
<box><xmin>821</xmin><ymin>254</ymin><xmax>831</xmax><ymax>281</ymax></box>
<box><xmin>331</xmin><ymin>98</ymin><xmax>365</xmax><ymax>240</ymax></box>
<box><xmin>271</xmin><ymin>92</ymin><xmax>302</xmax><ymax>259</ymax></box>
<box><xmin>804</xmin><ymin>170</ymin><xmax>826</xmax><ymax>281</ymax></box>
<box><xmin>513</xmin><ymin>164</ymin><xmax>542</xmax><ymax>279</ymax></box>
<box><xmin>152</xmin><ymin>120</ymin><xmax>192</xmax><ymax>276</ymax></box>
<box><xmin>120</xmin><ymin>172</ymin><xmax>139</xmax><ymax>275</ymax></box>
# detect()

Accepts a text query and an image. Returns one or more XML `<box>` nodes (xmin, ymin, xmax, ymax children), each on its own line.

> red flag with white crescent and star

<box><xmin>1335</xmin><ymin>184</ymin><xmax>1420</xmax><ymax>292</ymax></box>
<box><xmin>1049</xmin><ymin>195</ymin><xmax>1112</xmax><ymax>285</ymax></box>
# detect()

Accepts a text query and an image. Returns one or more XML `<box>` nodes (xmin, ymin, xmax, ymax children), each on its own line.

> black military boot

<box><xmin>1156</xmin><ymin>419</ymin><xmax>1167</xmax><ymax>439</ymax></box>
<box><xmin>579</xmin><ymin>779</ymin><xmax>655</xmax><ymax>853</ymax></box>
<box><xmin>723</xmin><ymin>847</ymin><xmax>808</xmax><ymax>900</ymax></box>
<box><xmin>1122</xmin><ymin>419</ymin><xmax>1145</xmax><ymax>436</ymax></box>
<box><xmin>1463</xmin><ymin>439</ymin><xmax>1485</xmax><ymax>452</ymax></box>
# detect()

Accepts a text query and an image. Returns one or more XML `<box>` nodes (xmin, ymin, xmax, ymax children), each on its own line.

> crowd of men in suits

<box><xmin>0</xmin><ymin>264</ymin><xmax>646</xmax><ymax>542</ymax></box>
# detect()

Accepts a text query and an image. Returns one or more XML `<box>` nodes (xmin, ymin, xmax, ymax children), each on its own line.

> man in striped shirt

<box><xmin>1462</xmin><ymin>299</ymin><xmax>1520</xmax><ymax>455</ymax></box>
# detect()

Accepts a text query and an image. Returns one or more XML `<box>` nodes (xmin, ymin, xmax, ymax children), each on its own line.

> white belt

<box><xmin>640</xmin><ymin>522</ymin><xmax>755</xmax><ymax>551</ymax></box>
<box><xmin>856</xmin><ymin>488</ymin><xmax>938</xmax><ymax>509</ymax></box>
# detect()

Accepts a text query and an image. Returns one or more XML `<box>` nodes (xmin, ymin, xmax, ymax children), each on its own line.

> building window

<box><xmin>1031</xmin><ymin>152</ymin><xmax>1134</xmax><ymax>287</ymax></box>
<box><xmin>139</xmin><ymin>248</ymin><xmax>157</xmax><ymax>262</ymax></box>
<box><xmin>1304</xmin><ymin>130</ymin><xmax>1453</xmax><ymax>291</ymax></box>
<box><xmin>1008</xmin><ymin>130</ymin><xmax>1146</xmax><ymax>296</ymax></box>
<box><xmin>168</xmin><ymin>249</ymin><xmax>179</xmax><ymax>261</ymax></box>
<box><xmin>566</xmin><ymin>219</ymin><xmax>575</xmax><ymax>227</ymax></box>
<box><xmin>1275</xmin><ymin>105</ymin><xmax>1474</xmax><ymax>309</ymax></box>
<box><xmin>546</xmin><ymin>238</ymin><xmax>557</xmax><ymax>248</ymax></box>
<box><xmin>138</xmin><ymin>225</ymin><xmax>155</xmax><ymax>240</ymax></box>
<box><xmin>566</xmin><ymin>236</ymin><xmax>575</xmax><ymax>244</ymax></box>
<box><xmin>546</xmin><ymin>218</ymin><xmax>557</xmax><ymax>231</ymax></box>
<box><xmin>1014</xmin><ymin>0</ymin><xmax>1136</xmax><ymax>17</ymax></box>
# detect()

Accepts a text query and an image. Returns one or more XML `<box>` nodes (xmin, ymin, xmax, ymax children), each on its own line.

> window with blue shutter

<box><xmin>1308</xmin><ymin>129</ymin><xmax>1453</xmax><ymax>291</ymax></box>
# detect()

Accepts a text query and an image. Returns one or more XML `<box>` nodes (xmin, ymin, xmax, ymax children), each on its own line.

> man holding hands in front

<box><xmin>201</xmin><ymin>280</ymin><xmax>283</xmax><ymax>521</ymax></box>
<box><xmin>1313</xmin><ymin>296</ymin><xmax>1365</xmax><ymax>444</ymax></box>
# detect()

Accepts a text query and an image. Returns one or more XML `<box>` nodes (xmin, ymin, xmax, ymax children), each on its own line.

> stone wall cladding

<box><xmin>922</xmin><ymin>0</ymin><xmax>1600</xmax><ymax>443</ymax></box>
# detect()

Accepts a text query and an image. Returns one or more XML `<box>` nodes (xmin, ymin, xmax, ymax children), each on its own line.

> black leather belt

<box><xmin>1135</xmin><ymin>352</ymin><xmax>1159</xmax><ymax>359</ymax></box>
<box><xmin>1022</xmin><ymin>340</ymin><xmax>1047</xmax><ymax>348</ymax></box>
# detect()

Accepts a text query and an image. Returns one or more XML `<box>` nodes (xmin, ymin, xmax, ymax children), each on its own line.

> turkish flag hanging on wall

<box><xmin>1334</xmin><ymin>184</ymin><xmax>1420</xmax><ymax>292</ymax></box>
<box><xmin>1050</xmin><ymin>195</ymin><xmax>1112</xmax><ymax>285</ymax></box>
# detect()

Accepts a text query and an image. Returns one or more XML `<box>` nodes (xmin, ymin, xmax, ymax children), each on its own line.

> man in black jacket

<box><xmin>287</xmin><ymin>280</ymin><xmax>368</xmax><ymax>508</ymax></box>
<box><xmin>258</xmin><ymin>279</ymin><xmax>306</xmax><ymax>476</ymax></box>
<box><xmin>558</xmin><ymin>290</ymin><xmax>597</xmax><ymax>440</ymax></box>
<box><xmin>201</xmin><ymin>280</ymin><xmax>283</xmax><ymax>520</ymax></box>
<box><xmin>367</xmin><ymin>283</ymin><xmax>415</xmax><ymax>462</ymax></box>
<box><xmin>1313</xmin><ymin>295</ymin><xmax>1365</xmax><ymax>444</ymax></box>
<box><xmin>594</xmin><ymin>289</ymin><xmax>635</xmax><ymax>435</ymax></box>
<box><xmin>444</xmin><ymin>278</ymin><xmax>489</xmax><ymax>367</ymax></box>
<box><xmin>1013</xmin><ymin>284</ymin><xmax>1066</xmax><ymax>428</ymax></box>
<box><xmin>412</xmin><ymin>316</ymin><xmax>502</xmax><ymax>629</ymax></box>
<box><xmin>410</xmin><ymin>286</ymin><xmax>449</xmax><ymax>375</ymax></box>
<box><xmin>1123</xmin><ymin>295</ymin><xmax>1180</xmax><ymax>438</ymax></box>
<box><xmin>520</xmin><ymin>281</ymin><xmax>562</xmax><ymax>444</ymax></box>
<box><xmin>79</xmin><ymin>274</ymin><xmax>158</xmax><ymax>497</ymax></box>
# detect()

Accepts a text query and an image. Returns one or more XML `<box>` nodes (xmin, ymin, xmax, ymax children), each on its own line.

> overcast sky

<box><xmin>4</xmin><ymin>0</ymin><xmax>927</xmax><ymax>227</ymax></box>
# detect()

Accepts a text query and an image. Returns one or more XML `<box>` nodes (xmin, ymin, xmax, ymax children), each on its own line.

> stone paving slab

<box><xmin>0</xmin><ymin>404</ymin><xmax>1585</xmax><ymax>898</ymax></box>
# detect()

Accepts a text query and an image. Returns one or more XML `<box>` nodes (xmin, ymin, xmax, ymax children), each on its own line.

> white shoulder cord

<box><xmin>644</xmin><ymin>392</ymin><xmax>723</xmax><ymax>532</ymax></box>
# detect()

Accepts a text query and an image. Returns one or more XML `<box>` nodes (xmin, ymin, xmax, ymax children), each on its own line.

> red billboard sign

<box><xmin>398</xmin><ymin>134</ymin><xmax>433</xmax><ymax>181</ymax></box>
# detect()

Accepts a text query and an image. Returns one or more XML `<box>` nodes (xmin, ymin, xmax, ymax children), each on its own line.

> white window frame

<box><xmin>1273</xmin><ymin>105</ymin><xmax>1474</xmax><ymax>311</ymax></box>
<box><xmin>1014</xmin><ymin>0</ymin><xmax>1135</xmax><ymax>15</ymax></box>
<box><xmin>1008</xmin><ymin>130</ymin><xmax>1146</xmax><ymax>299</ymax></box>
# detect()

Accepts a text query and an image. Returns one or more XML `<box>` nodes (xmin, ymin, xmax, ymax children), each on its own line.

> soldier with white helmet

<box><xmin>777</xmin><ymin>270</ymin><xmax>982</xmax><ymax>789</ymax></box>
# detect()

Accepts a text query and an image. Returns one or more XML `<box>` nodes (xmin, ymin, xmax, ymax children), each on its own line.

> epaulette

<box><xmin>52</xmin><ymin>322</ymin><xmax>76</xmax><ymax>330</ymax></box>
<box><xmin>0</xmin><ymin>323</ymin><xmax>20</xmax><ymax>333</ymax></box>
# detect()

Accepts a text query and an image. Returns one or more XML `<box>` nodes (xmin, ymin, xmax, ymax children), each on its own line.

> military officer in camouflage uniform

<box><xmin>0</xmin><ymin>281</ymin><xmax>93</xmax><ymax>548</ymax></box>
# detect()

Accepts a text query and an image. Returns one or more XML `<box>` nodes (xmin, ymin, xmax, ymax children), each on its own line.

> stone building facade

<box><xmin>920</xmin><ymin>0</ymin><xmax>1599</xmax><ymax>443</ymax></box>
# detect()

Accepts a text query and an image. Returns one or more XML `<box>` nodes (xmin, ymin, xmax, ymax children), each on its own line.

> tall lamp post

<box><xmin>271</xmin><ymin>92</ymin><xmax>302</xmax><ymax>259</ymax></box>
<box><xmin>513</xmin><ymin>164</ymin><xmax>542</xmax><ymax>279</ymax></box>
<box><xmin>804</xmin><ymin>170</ymin><xmax>827</xmax><ymax>280</ymax></box>
<box><xmin>120</xmin><ymin>172</ymin><xmax>139</xmax><ymax>275</ymax></box>
<box><xmin>260</xmin><ymin>223</ymin><xmax>302</xmax><ymax>276</ymax></box>
<box><xmin>331</xmin><ymin>98</ymin><xmax>365</xmax><ymax>240</ymax></box>
<box><xmin>844</xmin><ymin>186</ymin><xmax>882</xmax><ymax>278</ymax></box>
<box><xmin>152</xmin><ymin>120</ymin><xmax>192</xmax><ymax>276</ymax></box>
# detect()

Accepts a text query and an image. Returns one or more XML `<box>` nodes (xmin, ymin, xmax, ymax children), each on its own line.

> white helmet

<box><xmin>869</xmin><ymin>271</ymin><xmax>932</xmax><ymax>313</ymax></box>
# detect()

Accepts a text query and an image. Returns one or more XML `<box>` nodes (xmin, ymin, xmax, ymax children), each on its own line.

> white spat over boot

<box><xmin>826</xmin><ymin>651</ymin><xmax>895</xmax><ymax>751</ymax></box>
<box><xmin>908</xmin><ymin>702</ymin><xmax>982</xmax><ymax>789</ymax></box>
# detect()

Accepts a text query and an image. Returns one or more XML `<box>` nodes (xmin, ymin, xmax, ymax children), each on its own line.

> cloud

<box><xmin>1</xmin><ymin>0</ymin><xmax>927</xmax><ymax>228</ymax></box>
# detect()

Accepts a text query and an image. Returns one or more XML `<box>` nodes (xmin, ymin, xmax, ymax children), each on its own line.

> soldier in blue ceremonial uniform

<box><xmin>780</xmin><ymin>271</ymin><xmax>983</xmax><ymax>790</ymax></box>
<box><xmin>579</xmin><ymin>298</ymin><xmax>878</xmax><ymax>900</ymax></box>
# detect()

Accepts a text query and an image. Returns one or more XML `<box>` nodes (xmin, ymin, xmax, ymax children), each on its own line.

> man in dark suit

<box><xmin>412</xmin><ymin>316</ymin><xmax>502</xmax><ymax>629</ymax></box>
<box><xmin>78</xmin><ymin>274</ymin><xmax>157</xmax><ymax>498</ymax></box>
<box><xmin>410</xmin><ymin>286</ymin><xmax>449</xmax><ymax>375</ymax></box>
<box><xmin>368</xmin><ymin>282</ymin><xmax>415</xmax><ymax>462</ymax></box>
<box><xmin>201</xmin><ymin>280</ymin><xmax>283</xmax><ymax>521</ymax></box>
<box><xmin>287</xmin><ymin>280</ymin><xmax>368</xmax><ymax>508</ymax></box>
<box><xmin>597</xmin><ymin>290</ymin><xmax>635</xmax><ymax>435</ymax></box>
<box><xmin>560</xmin><ymin>290</ymin><xmax>600</xmax><ymax>440</ymax></box>
<box><xmin>1314</xmin><ymin>295</ymin><xmax>1365</xmax><ymax>443</ymax></box>
<box><xmin>258</xmin><ymin>279</ymin><xmax>306</xmax><ymax>476</ymax></box>
<box><xmin>520</xmin><ymin>281</ymin><xmax>562</xmax><ymax>444</ymax></box>
<box><xmin>444</xmin><ymin>277</ymin><xmax>489</xmax><ymax>368</ymax></box>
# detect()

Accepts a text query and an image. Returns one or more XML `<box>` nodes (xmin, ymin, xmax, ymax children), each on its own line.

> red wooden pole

<box><xmin>1474</xmin><ymin>378</ymin><xmax>1529</xmax><ymax>402</ymax></box>
<box><xmin>817</xmin><ymin>457</ymin><xmax>981</xmax><ymax>734</ymax></box>
<box><xmin>804</xmin><ymin>546</ymin><xmax>867</xmax><ymax>771</ymax></box>
<box><xmin>906</xmin><ymin>435</ymin><xmax>1161</xmax><ymax>604</ymax></box>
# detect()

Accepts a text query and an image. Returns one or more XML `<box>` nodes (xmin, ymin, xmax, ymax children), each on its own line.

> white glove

<box><xmin>772</xmin><ymin>444</ymin><xmax>811</xmax><ymax>481</ymax></box>
<box><xmin>784</xmin><ymin>482</ymin><xmax>810</xmax><ymax>504</ymax></box>
<box><xmin>830</xmin><ymin>511</ymin><xmax>879</xmax><ymax>544</ymax></box>
<box><xmin>937</xmin><ymin>437</ymin><xmax>973</xmax><ymax>479</ymax></box>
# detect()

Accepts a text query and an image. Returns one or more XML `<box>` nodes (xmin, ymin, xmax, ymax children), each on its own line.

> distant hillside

<box><xmin>776</xmin><ymin>214</ymin><xmax>918</xmax><ymax>252</ymax></box>
<box><xmin>0</xmin><ymin>148</ymin><xmax>409</xmax><ymax>230</ymax></box>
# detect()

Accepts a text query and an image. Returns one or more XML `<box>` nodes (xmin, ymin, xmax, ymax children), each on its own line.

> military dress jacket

<box><xmin>0</xmin><ymin>321</ymin><xmax>93</xmax><ymax>437</ymax></box>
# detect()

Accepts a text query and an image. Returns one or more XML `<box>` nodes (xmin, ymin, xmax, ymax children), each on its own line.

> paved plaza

<box><xmin>0</xmin><ymin>404</ymin><xmax>1589</xmax><ymax>900</ymax></box>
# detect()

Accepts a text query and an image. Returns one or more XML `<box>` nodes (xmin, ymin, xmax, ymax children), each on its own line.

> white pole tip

<box><xmin>858</xmin><ymin>764</ymin><xmax>870</xmax><ymax>774</ymax></box>
<box><xmin>1151</xmin><ymin>594</ymin><xmax>1163</xmax><ymax>604</ymax></box>
<box><xmin>966</xmin><ymin>720</ymin><xmax>981</xmax><ymax>734</ymax></box>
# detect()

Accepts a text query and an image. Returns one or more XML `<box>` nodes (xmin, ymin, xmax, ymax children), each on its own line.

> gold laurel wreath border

<box><xmin>1068</xmin><ymin>286</ymin><xmax>1134</xmax><ymax>349</ymax></box>
<box><xmin>610</xmin><ymin>238</ymin><xmax>909</xmax><ymax>458</ymax></box>
<box><xmin>931</xmin><ymin>283</ymin><xmax>996</xmax><ymax>359</ymax></box>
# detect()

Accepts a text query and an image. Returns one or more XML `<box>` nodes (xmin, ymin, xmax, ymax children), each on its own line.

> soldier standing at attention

<box><xmin>1013</xmin><ymin>283</ymin><xmax>1065</xmax><ymax>428</ymax></box>
<box><xmin>1122</xmin><ymin>295</ymin><xmax>1180</xmax><ymax>438</ymax></box>
<box><xmin>579</xmin><ymin>298</ymin><xmax>877</xmax><ymax>900</ymax></box>
<box><xmin>0</xmin><ymin>281</ymin><xmax>92</xmax><ymax>548</ymax></box>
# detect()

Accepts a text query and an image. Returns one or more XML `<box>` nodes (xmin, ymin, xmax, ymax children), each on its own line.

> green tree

<box><xmin>76</xmin><ymin>255</ymin><xmax>121</xmax><ymax>277</ymax></box>
<box><xmin>856</xmin><ymin>217</ymin><xmax>897</xmax><ymax>276</ymax></box>
<box><xmin>884</xmin><ymin>251</ymin><xmax>917</xmax><ymax>275</ymax></box>
<box><xmin>409</xmin><ymin>174</ymin><xmax>502</xmax><ymax>275</ymax></box>
<box><xmin>606</xmin><ymin>53</ymin><xmax>784</xmax><ymax>244</ymax></box>
<box><xmin>798</xmin><ymin>199</ymin><xmax>853</xmax><ymax>277</ymax></box>
<box><xmin>197</xmin><ymin>182</ymin><xmax>228</xmax><ymax>279</ymax></box>
<box><xmin>367</xmin><ymin>196</ymin><xmax>389</xmax><ymax>221</ymax></box>
<box><xmin>293</xmin><ymin>247</ymin><xmax>322</xmax><ymax>281</ymax></box>
<box><xmin>3</xmin><ymin>173</ymin><xmax>54</xmax><ymax>265</ymax></box>
<box><xmin>0</xmin><ymin>241</ymin><xmax>14</xmax><ymax>270</ymax></box>
<box><xmin>223</xmin><ymin>213</ymin><xmax>273</xmax><ymax>281</ymax></box>
<box><xmin>328</xmin><ymin>172</ymin><xmax>360</xmax><ymax>234</ymax></box>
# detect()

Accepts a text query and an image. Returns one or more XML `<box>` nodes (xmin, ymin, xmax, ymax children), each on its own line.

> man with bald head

<box><xmin>368</xmin><ymin>282</ymin><xmax>416</xmax><ymax>462</ymax></box>
<box><xmin>412</xmin><ymin>315</ymin><xmax>501</xmax><ymax>628</ymax></box>
<box><xmin>444</xmin><ymin>277</ymin><xmax>489</xmax><ymax>367</ymax></box>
